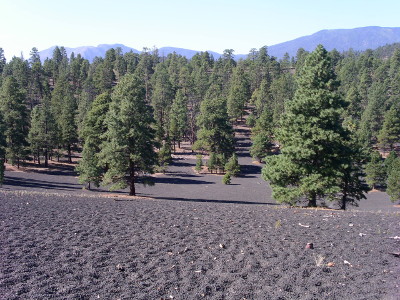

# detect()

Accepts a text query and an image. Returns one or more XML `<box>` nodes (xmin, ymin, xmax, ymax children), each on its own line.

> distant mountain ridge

<box><xmin>39</xmin><ymin>26</ymin><xmax>400</xmax><ymax>61</ymax></box>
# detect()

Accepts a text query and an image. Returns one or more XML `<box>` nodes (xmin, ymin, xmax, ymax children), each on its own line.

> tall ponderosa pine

<box><xmin>0</xmin><ymin>77</ymin><xmax>29</xmax><ymax>168</ymax></box>
<box><xmin>0</xmin><ymin>111</ymin><xmax>6</xmax><ymax>185</ymax></box>
<box><xmin>365</xmin><ymin>151</ymin><xmax>387</xmax><ymax>189</ymax></box>
<box><xmin>51</xmin><ymin>74</ymin><xmax>78</xmax><ymax>162</ymax></box>
<box><xmin>337</xmin><ymin>138</ymin><xmax>368</xmax><ymax>210</ymax></box>
<box><xmin>28</xmin><ymin>98</ymin><xmax>59</xmax><ymax>166</ymax></box>
<box><xmin>100</xmin><ymin>74</ymin><xmax>157</xmax><ymax>196</ymax></box>
<box><xmin>227</xmin><ymin>66</ymin><xmax>250</xmax><ymax>121</ymax></box>
<box><xmin>28</xmin><ymin>106</ymin><xmax>44</xmax><ymax>164</ymax></box>
<box><xmin>387</xmin><ymin>157</ymin><xmax>400</xmax><ymax>202</ymax></box>
<box><xmin>378</xmin><ymin>103</ymin><xmax>400</xmax><ymax>151</ymax></box>
<box><xmin>151</xmin><ymin>63</ymin><xmax>174</xmax><ymax>142</ymax></box>
<box><xmin>76</xmin><ymin>93</ymin><xmax>111</xmax><ymax>188</ymax></box>
<box><xmin>169</xmin><ymin>89</ymin><xmax>188</xmax><ymax>149</ymax></box>
<box><xmin>193</xmin><ymin>97</ymin><xmax>234</xmax><ymax>157</ymax></box>
<box><xmin>250</xmin><ymin>107</ymin><xmax>274</xmax><ymax>162</ymax></box>
<box><xmin>263</xmin><ymin>45</ymin><xmax>364</xmax><ymax>207</ymax></box>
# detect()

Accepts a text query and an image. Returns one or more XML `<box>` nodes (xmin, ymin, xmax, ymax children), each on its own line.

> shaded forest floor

<box><xmin>2</xmin><ymin>121</ymin><xmax>399</xmax><ymax>212</ymax></box>
<box><xmin>1</xmin><ymin>122</ymin><xmax>400</xmax><ymax>299</ymax></box>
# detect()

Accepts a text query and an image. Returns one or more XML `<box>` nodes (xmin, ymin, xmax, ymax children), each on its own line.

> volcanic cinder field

<box><xmin>1</xmin><ymin>129</ymin><xmax>399</xmax><ymax>299</ymax></box>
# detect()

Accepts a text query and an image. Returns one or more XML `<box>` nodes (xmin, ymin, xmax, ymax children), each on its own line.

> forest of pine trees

<box><xmin>1</xmin><ymin>44</ymin><xmax>400</xmax><ymax>204</ymax></box>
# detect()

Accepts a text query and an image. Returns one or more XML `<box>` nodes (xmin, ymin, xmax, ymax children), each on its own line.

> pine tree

<box><xmin>337</xmin><ymin>138</ymin><xmax>368</xmax><ymax>210</ymax></box>
<box><xmin>365</xmin><ymin>151</ymin><xmax>387</xmax><ymax>189</ymax></box>
<box><xmin>195</xmin><ymin>154</ymin><xmax>203</xmax><ymax>172</ymax></box>
<box><xmin>169</xmin><ymin>89</ymin><xmax>188</xmax><ymax>150</ymax></box>
<box><xmin>225</xmin><ymin>153</ymin><xmax>240</xmax><ymax>177</ymax></box>
<box><xmin>250</xmin><ymin>107</ymin><xmax>274</xmax><ymax>162</ymax></box>
<box><xmin>222</xmin><ymin>172</ymin><xmax>231</xmax><ymax>185</ymax></box>
<box><xmin>76</xmin><ymin>93</ymin><xmax>111</xmax><ymax>188</ymax></box>
<box><xmin>385</xmin><ymin>151</ymin><xmax>398</xmax><ymax>175</ymax></box>
<box><xmin>227</xmin><ymin>66</ymin><xmax>250</xmax><ymax>122</ymax></box>
<box><xmin>387</xmin><ymin>157</ymin><xmax>400</xmax><ymax>202</ymax></box>
<box><xmin>158</xmin><ymin>140</ymin><xmax>172</xmax><ymax>173</ymax></box>
<box><xmin>378</xmin><ymin>103</ymin><xmax>400</xmax><ymax>152</ymax></box>
<box><xmin>193</xmin><ymin>97</ymin><xmax>234</xmax><ymax>156</ymax></box>
<box><xmin>358</xmin><ymin>81</ymin><xmax>387</xmax><ymax>146</ymax></box>
<box><xmin>60</xmin><ymin>91</ymin><xmax>78</xmax><ymax>163</ymax></box>
<box><xmin>0</xmin><ymin>111</ymin><xmax>6</xmax><ymax>185</ymax></box>
<box><xmin>207</xmin><ymin>152</ymin><xmax>217</xmax><ymax>174</ymax></box>
<box><xmin>28</xmin><ymin>106</ymin><xmax>44</xmax><ymax>165</ymax></box>
<box><xmin>0</xmin><ymin>77</ymin><xmax>29</xmax><ymax>168</ymax></box>
<box><xmin>100</xmin><ymin>74</ymin><xmax>157</xmax><ymax>196</ymax></box>
<box><xmin>262</xmin><ymin>45</ymin><xmax>359</xmax><ymax>207</ymax></box>
<box><xmin>151</xmin><ymin>63</ymin><xmax>174</xmax><ymax>142</ymax></box>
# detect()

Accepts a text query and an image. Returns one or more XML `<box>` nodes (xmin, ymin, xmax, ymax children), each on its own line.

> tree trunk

<box><xmin>37</xmin><ymin>150</ymin><xmax>41</xmax><ymax>166</ymax></box>
<box><xmin>129</xmin><ymin>160</ymin><xmax>136</xmax><ymax>196</ymax></box>
<box><xmin>44</xmin><ymin>148</ymin><xmax>48</xmax><ymax>168</ymax></box>
<box><xmin>340</xmin><ymin>181</ymin><xmax>349</xmax><ymax>210</ymax></box>
<box><xmin>340</xmin><ymin>196</ymin><xmax>346</xmax><ymax>210</ymax></box>
<box><xmin>308</xmin><ymin>193</ymin><xmax>317</xmax><ymax>207</ymax></box>
<box><xmin>67</xmin><ymin>144</ymin><xmax>72</xmax><ymax>163</ymax></box>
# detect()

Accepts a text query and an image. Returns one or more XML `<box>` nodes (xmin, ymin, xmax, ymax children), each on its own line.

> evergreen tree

<box><xmin>222</xmin><ymin>172</ymin><xmax>231</xmax><ymax>185</ymax></box>
<box><xmin>76</xmin><ymin>93</ymin><xmax>111</xmax><ymax>188</ymax></box>
<box><xmin>0</xmin><ymin>48</ymin><xmax>6</xmax><ymax>76</ymax></box>
<box><xmin>193</xmin><ymin>97</ymin><xmax>234</xmax><ymax>156</ymax></box>
<box><xmin>28</xmin><ymin>47</ymin><xmax>46</xmax><ymax>109</ymax></box>
<box><xmin>250</xmin><ymin>133</ymin><xmax>273</xmax><ymax>163</ymax></box>
<box><xmin>387</xmin><ymin>157</ymin><xmax>400</xmax><ymax>202</ymax></box>
<box><xmin>365</xmin><ymin>151</ymin><xmax>387</xmax><ymax>189</ymax></box>
<box><xmin>337</xmin><ymin>138</ymin><xmax>368</xmax><ymax>210</ymax></box>
<box><xmin>378</xmin><ymin>103</ymin><xmax>400</xmax><ymax>151</ymax></box>
<box><xmin>158</xmin><ymin>140</ymin><xmax>172</xmax><ymax>173</ymax></box>
<box><xmin>207</xmin><ymin>152</ymin><xmax>217</xmax><ymax>173</ymax></box>
<box><xmin>0</xmin><ymin>77</ymin><xmax>29</xmax><ymax>168</ymax></box>
<box><xmin>27</xmin><ymin>97</ymin><xmax>57</xmax><ymax>166</ymax></box>
<box><xmin>100</xmin><ymin>74</ymin><xmax>157</xmax><ymax>196</ymax></box>
<box><xmin>169</xmin><ymin>89</ymin><xmax>188</xmax><ymax>149</ymax></box>
<box><xmin>269</xmin><ymin>73</ymin><xmax>296</xmax><ymax>125</ymax></box>
<box><xmin>60</xmin><ymin>91</ymin><xmax>78</xmax><ymax>163</ymax></box>
<box><xmin>195</xmin><ymin>154</ymin><xmax>203</xmax><ymax>172</ymax></box>
<box><xmin>358</xmin><ymin>81</ymin><xmax>388</xmax><ymax>146</ymax></box>
<box><xmin>385</xmin><ymin>151</ymin><xmax>398</xmax><ymax>175</ymax></box>
<box><xmin>262</xmin><ymin>45</ymin><xmax>357</xmax><ymax>207</ymax></box>
<box><xmin>51</xmin><ymin>73</ymin><xmax>78</xmax><ymax>162</ymax></box>
<box><xmin>28</xmin><ymin>106</ymin><xmax>44</xmax><ymax>164</ymax></box>
<box><xmin>227</xmin><ymin>66</ymin><xmax>250</xmax><ymax>121</ymax></box>
<box><xmin>0</xmin><ymin>111</ymin><xmax>6</xmax><ymax>185</ymax></box>
<box><xmin>225</xmin><ymin>153</ymin><xmax>240</xmax><ymax>177</ymax></box>
<box><xmin>250</xmin><ymin>107</ymin><xmax>274</xmax><ymax>162</ymax></box>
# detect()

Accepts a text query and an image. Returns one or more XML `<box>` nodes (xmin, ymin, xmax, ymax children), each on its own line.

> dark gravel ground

<box><xmin>0</xmin><ymin>190</ymin><xmax>399</xmax><ymax>300</ymax></box>
<box><xmin>1</xmin><ymin>129</ymin><xmax>399</xmax><ymax>299</ymax></box>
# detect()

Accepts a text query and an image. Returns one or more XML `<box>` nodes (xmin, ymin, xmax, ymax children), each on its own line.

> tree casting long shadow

<box><xmin>149</xmin><ymin>195</ymin><xmax>278</xmax><ymax>206</ymax></box>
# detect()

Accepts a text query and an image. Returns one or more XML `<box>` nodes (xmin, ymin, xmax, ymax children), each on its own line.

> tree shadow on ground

<box><xmin>20</xmin><ymin>163</ymin><xmax>78</xmax><ymax>177</ymax></box>
<box><xmin>169</xmin><ymin>160</ymin><xmax>194</xmax><ymax>168</ymax></box>
<box><xmin>4</xmin><ymin>177</ymin><xmax>82</xmax><ymax>191</ymax></box>
<box><xmin>238</xmin><ymin>164</ymin><xmax>262</xmax><ymax>177</ymax></box>
<box><xmin>149</xmin><ymin>195</ymin><xmax>278</xmax><ymax>206</ymax></box>
<box><xmin>140</xmin><ymin>176</ymin><xmax>215</xmax><ymax>185</ymax></box>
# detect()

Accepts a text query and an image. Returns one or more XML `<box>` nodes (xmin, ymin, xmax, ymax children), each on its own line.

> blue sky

<box><xmin>1</xmin><ymin>0</ymin><xmax>400</xmax><ymax>60</ymax></box>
